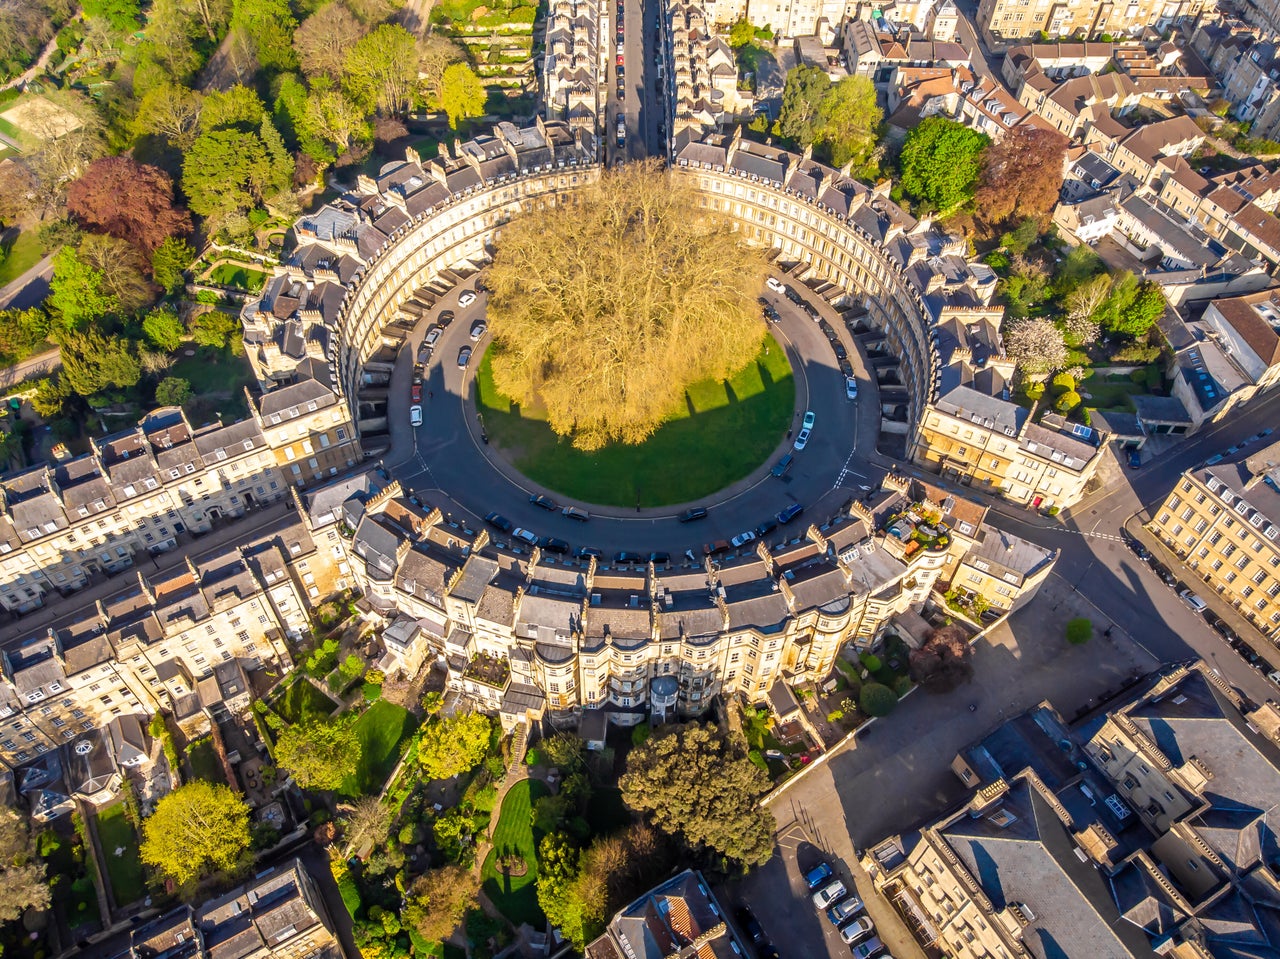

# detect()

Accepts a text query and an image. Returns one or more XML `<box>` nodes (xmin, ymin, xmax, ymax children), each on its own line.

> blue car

<box><xmin>777</xmin><ymin>502</ymin><xmax>804</xmax><ymax>525</ymax></box>
<box><xmin>804</xmin><ymin>862</ymin><xmax>833</xmax><ymax>890</ymax></box>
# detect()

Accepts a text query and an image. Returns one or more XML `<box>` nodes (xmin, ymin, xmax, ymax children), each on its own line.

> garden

<box><xmin>480</xmin><ymin>779</ymin><xmax>550</xmax><ymax>926</ymax></box>
<box><xmin>475</xmin><ymin>334</ymin><xmax>796</xmax><ymax>506</ymax></box>
<box><xmin>95</xmin><ymin>802</ymin><xmax>147</xmax><ymax>907</ymax></box>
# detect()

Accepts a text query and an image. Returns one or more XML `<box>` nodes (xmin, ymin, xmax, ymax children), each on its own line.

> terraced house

<box><xmin>304</xmin><ymin>470</ymin><xmax>1053</xmax><ymax>735</ymax></box>
<box><xmin>1146</xmin><ymin>439</ymin><xmax>1280</xmax><ymax>644</ymax></box>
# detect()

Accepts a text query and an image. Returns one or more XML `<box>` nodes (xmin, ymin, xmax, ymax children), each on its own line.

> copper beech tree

<box><xmin>486</xmin><ymin>161</ymin><xmax>769</xmax><ymax>450</ymax></box>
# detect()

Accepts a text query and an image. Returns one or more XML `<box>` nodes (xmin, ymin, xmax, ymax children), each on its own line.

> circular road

<box><xmin>383</xmin><ymin>279</ymin><xmax>886</xmax><ymax>560</ymax></box>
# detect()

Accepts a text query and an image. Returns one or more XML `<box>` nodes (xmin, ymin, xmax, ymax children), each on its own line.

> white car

<box><xmin>840</xmin><ymin>916</ymin><xmax>875</xmax><ymax>945</ymax></box>
<box><xmin>766</xmin><ymin>276</ymin><xmax>785</xmax><ymax>294</ymax></box>
<box><xmin>845</xmin><ymin>376</ymin><xmax>858</xmax><ymax>400</ymax></box>
<box><xmin>617</xmin><ymin>42</ymin><xmax>625</xmax><ymax>55</ymax></box>
<box><xmin>512</xmin><ymin>527</ymin><xmax>539</xmax><ymax>546</ymax></box>
<box><xmin>458</xmin><ymin>290</ymin><xmax>477</xmax><ymax>307</ymax></box>
<box><xmin>793</xmin><ymin>427</ymin><xmax>811</xmax><ymax>450</ymax></box>
<box><xmin>409</xmin><ymin>405</ymin><xmax>423</xmax><ymax>427</ymax></box>
<box><xmin>730</xmin><ymin>530</ymin><xmax>756</xmax><ymax>548</ymax></box>
<box><xmin>802</xmin><ymin>410</ymin><xmax>815</xmax><ymax>430</ymax></box>
<box><xmin>812</xmin><ymin>879</ymin><xmax>846</xmax><ymax>910</ymax></box>
<box><xmin>1179</xmin><ymin>588</ymin><xmax>1208</xmax><ymax>612</ymax></box>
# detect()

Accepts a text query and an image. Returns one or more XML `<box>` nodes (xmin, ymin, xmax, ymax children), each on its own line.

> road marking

<box><xmin>833</xmin><ymin>447</ymin><xmax>866</xmax><ymax>489</ymax></box>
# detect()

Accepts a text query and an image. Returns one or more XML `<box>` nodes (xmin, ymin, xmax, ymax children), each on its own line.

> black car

<box><xmin>648</xmin><ymin>551</ymin><xmax>671</xmax><ymax>565</ymax></box>
<box><xmin>438</xmin><ymin>310</ymin><xmax>455</xmax><ymax>328</ymax></box>
<box><xmin>613</xmin><ymin>551</ymin><xmax>643</xmax><ymax>565</ymax></box>
<box><xmin>678</xmin><ymin>506</ymin><xmax>708</xmax><ymax>523</ymax></box>
<box><xmin>784</xmin><ymin>285</ymin><xmax>804</xmax><ymax>304</ymax></box>
<box><xmin>1122</xmin><ymin>531</ymin><xmax>1152</xmax><ymax>561</ymax></box>
<box><xmin>529</xmin><ymin>493</ymin><xmax>559</xmax><ymax>511</ymax></box>
<box><xmin>1209</xmin><ymin>617</ymin><xmax>1241</xmax><ymax>643</ymax></box>
<box><xmin>734</xmin><ymin>906</ymin><xmax>766</xmax><ymax>946</ymax></box>
<box><xmin>484</xmin><ymin>512</ymin><xmax>513</xmax><ymax>533</ymax></box>
<box><xmin>576</xmin><ymin>546</ymin><xmax>604</xmax><ymax>559</ymax></box>
<box><xmin>1151</xmin><ymin>562</ymin><xmax>1178</xmax><ymax>587</ymax></box>
<box><xmin>756</xmin><ymin>518</ymin><xmax>777</xmax><ymax>538</ymax></box>
<box><xmin>758</xmin><ymin>947</ymin><xmax>781</xmax><ymax>959</ymax></box>
<box><xmin>539</xmin><ymin>536</ymin><xmax>570</xmax><ymax>555</ymax></box>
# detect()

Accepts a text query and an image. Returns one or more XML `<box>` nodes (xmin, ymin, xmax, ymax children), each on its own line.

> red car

<box><xmin>411</xmin><ymin>384</ymin><xmax>423</xmax><ymax>404</ymax></box>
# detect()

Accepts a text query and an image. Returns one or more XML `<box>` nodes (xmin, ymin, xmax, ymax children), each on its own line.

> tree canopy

<box><xmin>275</xmin><ymin>715</ymin><xmax>362</xmax><ymax>790</ymax></box>
<box><xmin>142</xmin><ymin>307</ymin><xmax>185</xmax><ymax>351</ymax></box>
<box><xmin>67</xmin><ymin>156</ymin><xmax>192</xmax><ymax>254</ymax></box>
<box><xmin>487</xmin><ymin>162</ymin><xmax>769</xmax><ymax>450</ymax></box>
<box><xmin>0</xmin><ymin>806</ymin><xmax>49</xmax><ymax>922</ymax></box>
<box><xmin>908</xmin><ymin>625</ymin><xmax>975</xmax><ymax>693</ymax></box>
<box><xmin>440</xmin><ymin>62</ymin><xmax>486</xmax><ymax>130</ymax></box>
<box><xmin>418</xmin><ymin>711</ymin><xmax>492</xmax><ymax>781</ymax></box>
<box><xmin>140</xmin><ymin>781</ymin><xmax>252</xmax><ymax>888</ymax></box>
<box><xmin>975</xmin><ymin>126</ymin><xmax>1067</xmax><ymax>228</ymax></box>
<box><xmin>778</xmin><ymin>66</ymin><xmax>881</xmax><ymax>170</ymax></box>
<box><xmin>342</xmin><ymin>24</ymin><xmax>418</xmax><ymax>116</ymax></box>
<box><xmin>404</xmin><ymin>864</ymin><xmax>478</xmax><ymax>944</ymax></box>
<box><xmin>618</xmin><ymin>723</ymin><xmax>773</xmax><ymax>868</ymax></box>
<box><xmin>59</xmin><ymin>326</ymin><xmax>141</xmax><ymax>395</ymax></box>
<box><xmin>49</xmin><ymin>245</ymin><xmax>118</xmax><ymax>328</ymax></box>
<box><xmin>1002</xmin><ymin>317</ymin><xmax>1067</xmax><ymax>376</ymax></box>
<box><xmin>899</xmin><ymin>117</ymin><xmax>990</xmax><ymax>213</ymax></box>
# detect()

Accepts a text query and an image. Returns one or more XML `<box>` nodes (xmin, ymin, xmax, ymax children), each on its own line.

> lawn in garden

<box><xmin>96</xmin><ymin>803</ymin><xmax>147</xmax><ymax>906</ymax></box>
<box><xmin>481</xmin><ymin>779</ymin><xmax>550</xmax><ymax>926</ymax></box>
<box><xmin>0</xmin><ymin>230</ymin><xmax>43</xmax><ymax>288</ymax></box>
<box><xmin>207</xmin><ymin>263</ymin><xmax>267</xmax><ymax>291</ymax></box>
<box><xmin>187</xmin><ymin>738</ymin><xmax>224</xmax><ymax>784</ymax></box>
<box><xmin>338</xmin><ymin>700</ymin><xmax>419</xmax><ymax>797</ymax></box>
<box><xmin>475</xmin><ymin>334</ymin><xmax>794</xmax><ymax>507</ymax></box>
<box><xmin>270</xmin><ymin>677</ymin><xmax>339</xmax><ymax>725</ymax></box>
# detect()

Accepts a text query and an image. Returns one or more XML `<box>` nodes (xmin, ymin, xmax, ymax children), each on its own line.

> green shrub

<box><xmin>859</xmin><ymin>652</ymin><xmax>882</xmax><ymax>671</ymax></box>
<box><xmin>1047</xmin><ymin>505</ymin><xmax>1060</xmax><ymax>516</ymax></box>
<box><xmin>893</xmin><ymin>675</ymin><xmax>914</xmax><ymax>697</ymax></box>
<box><xmin>860</xmin><ymin>682</ymin><xmax>898</xmax><ymax>717</ymax></box>
<box><xmin>631</xmin><ymin>722</ymin><xmax>651</xmax><ymax>746</ymax></box>
<box><xmin>1055</xmin><ymin>390</ymin><xmax>1082</xmax><ymax>412</ymax></box>
<box><xmin>1064</xmin><ymin>349</ymin><xmax>1091</xmax><ymax>368</ymax></box>
<box><xmin>1066</xmin><ymin>617</ymin><xmax>1093</xmax><ymax>645</ymax></box>
<box><xmin>827</xmin><ymin>709</ymin><xmax>844</xmax><ymax>722</ymax></box>
<box><xmin>1050</xmin><ymin>372</ymin><xmax>1076</xmax><ymax>395</ymax></box>
<box><xmin>1024</xmin><ymin>381</ymin><xmax>1045</xmax><ymax>400</ymax></box>
<box><xmin>1115</xmin><ymin>343</ymin><xmax>1161</xmax><ymax>364</ymax></box>
<box><xmin>1144</xmin><ymin>365</ymin><xmax>1163</xmax><ymax>389</ymax></box>
<box><xmin>1129</xmin><ymin>368</ymin><xmax>1148</xmax><ymax>384</ymax></box>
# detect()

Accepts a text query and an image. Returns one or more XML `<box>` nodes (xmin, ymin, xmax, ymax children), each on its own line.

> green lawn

<box><xmin>169</xmin><ymin>344</ymin><xmax>256</xmax><ymax>420</ymax></box>
<box><xmin>338</xmin><ymin>699</ymin><xmax>419</xmax><ymax>797</ymax></box>
<box><xmin>1079</xmin><ymin>377</ymin><xmax>1145</xmax><ymax>411</ymax></box>
<box><xmin>208</xmin><ymin>263</ymin><xmax>267</xmax><ymax>291</ymax></box>
<box><xmin>481</xmin><ymin>779</ymin><xmax>550</xmax><ymax>926</ymax></box>
<box><xmin>476</xmin><ymin>334</ymin><xmax>795</xmax><ymax>507</ymax></box>
<box><xmin>271</xmin><ymin>677</ymin><xmax>339</xmax><ymax>725</ymax></box>
<box><xmin>96</xmin><ymin>804</ymin><xmax>147</xmax><ymax>906</ymax></box>
<box><xmin>0</xmin><ymin>230</ymin><xmax>43</xmax><ymax>288</ymax></box>
<box><xmin>187</xmin><ymin>739</ymin><xmax>223</xmax><ymax>784</ymax></box>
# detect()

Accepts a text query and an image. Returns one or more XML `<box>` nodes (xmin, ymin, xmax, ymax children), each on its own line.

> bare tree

<box><xmin>488</xmin><ymin>161</ymin><xmax>770</xmax><ymax>450</ymax></box>
<box><xmin>417</xmin><ymin>35</ymin><xmax>466</xmax><ymax>108</ymax></box>
<box><xmin>908</xmin><ymin>625</ymin><xmax>975</xmax><ymax>694</ymax></box>
<box><xmin>294</xmin><ymin>2</ymin><xmax>367</xmax><ymax>80</ymax></box>
<box><xmin>1002</xmin><ymin>317</ymin><xmax>1067</xmax><ymax>376</ymax></box>
<box><xmin>1063</xmin><ymin>273</ymin><xmax>1111</xmax><ymax>345</ymax></box>
<box><xmin>339</xmin><ymin>795</ymin><xmax>393</xmax><ymax>855</ymax></box>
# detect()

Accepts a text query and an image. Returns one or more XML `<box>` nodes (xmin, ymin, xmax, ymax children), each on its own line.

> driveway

<box><xmin>385</xmin><ymin>274</ymin><xmax>883</xmax><ymax>559</ymax></box>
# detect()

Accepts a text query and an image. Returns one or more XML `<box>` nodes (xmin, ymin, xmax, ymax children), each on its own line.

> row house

<box><xmin>0</xmin><ymin>407</ymin><xmax>287</xmax><ymax>615</ymax></box>
<box><xmin>249</xmin><ymin>378</ymin><xmax>361</xmax><ymax>487</ymax></box>
<box><xmin>887</xmin><ymin>66</ymin><xmax>1041</xmax><ymax>140</ymax></box>
<box><xmin>975</xmin><ymin>0</ymin><xmax>1208</xmax><ymax>51</ymax></box>
<box><xmin>1147</xmin><ymin>440</ymin><xmax>1280</xmax><ymax>643</ymax></box>
<box><xmin>542</xmin><ymin>0</ymin><xmax>606</xmax><ymax>134</ymax></box>
<box><xmin>667</xmin><ymin>3</ymin><xmax>742</xmax><ymax>141</ymax></box>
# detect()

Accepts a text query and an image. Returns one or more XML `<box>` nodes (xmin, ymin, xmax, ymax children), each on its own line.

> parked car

<box><xmin>1209</xmin><ymin>617</ymin><xmax>1240</xmax><ymax>643</ymax></box>
<box><xmin>766</xmin><ymin>276</ymin><xmax>785</xmax><ymax>293</ymax></box>
<box><xmin>457</xmin><ymin>345</ymin><xmax>473</xmax><ymax>368</ymax></box>
<box><xmin>812</xmin><ymin>879</ymin><xmax>846</xmax><ymax>910</ymax></box>
<box><xmin>613</xmin><ymin>551</ymin><xmax>644</xmax><ymax>564</ymax></box>
<box><xmin>846</xmin><ymin>376</ymin><xmax>858</xmax><ymax>400</ymax></box>
<box><xmin>470</xmin><ymin>319</ymin><xmax>487</xmax><ymax>340</ymax></box>
<box><xmin>703</xmin><ymin>539</ymin><xmax>731</xmax><ymax>556</ymax></box>
<box><xmin>409</xmin><ymin>405</ymin><xmax>423</xmax><ymax>427</ymax></box>
<box><xmin>617</xmin><ymin>42</ymin><xmax>625</xmax><ymax>55</ymax></box>
<box><xmin>757</xmin><ymin>947</ymin><xmax>781</xmax><ymax>959</ymax></box>
<box><xmin>784</xmin><ymin>285</ymin><xmax>804</xmax><ymax>305</ymax></box>
<box><xmin>678</xmin><ymin>507</ymin><xmax>708</xmax><ymax>523</ymax></box>
<box><xmin>512</xmin><ymin>527</ymin><xmax>539</xmax><ymax>546</ymax></box>
<box><xmin>529</xmin><ymin>493</ymin><xmax>559</xmax><ymax>511</ymax></box>
<box><xmin>424</xmin><ymin>326</ymin><xmax>442</xmax><ymax>348</ymax></box>
<box><xmin>648</xmin><ymin>551</ymin><xmax>671</xmax><ymax>565</ymax></box>
<box><xmin>411</xmin><ymin>384</ymin><xmax>423</xmax><ymax>404</ymax></box>
<box><xmin>1151</xmin><ymin>561</ymin><xmax>1178</xmax><ymax>587</ymax></box>
<box><xmin>437</xmin><ymin>310</ymin><xmax>455</xmax><ymax>327</ymax></box>
<box><xmin>793</xmin><ymin>427</ymin><xmax>811</xmax><ymax>450</ymax></box>
<box><xmin>539</xmin><ymin>536</ymin><xmax>570</xmax><ymax>555</ymax></box>
<box><xmin>840</xmin><ymin>917</ymin><xmax>875</xmax><ymax>945</ymax></box>
<box><xmin>803</xmin><ymin>863</ymin><xmax>833</xmax><ymax>889</ymax></box>
<box><xmin>1122</xmin><ymin>531</ymin><xmax>1151</xmax><ymax>561</ymax></box>
<box><xmin>458</xmin><ymin>290</ymin><xmax>477</xmax><ymax>307</ymax></box>
<box><xmin>1179</xmin><ymin>588</ymin><xmax>1208</xmax><ymax>612</ymax></box>
<box><xmin>484</xmin><ymin>512</ymin><xmax>513</xmax><ymax>533</ymax></box>
<box><xmin>1128</xmin><ymin>449</ymin><xmax>1142</xmax><ymax>469</ymax></box>
<box><xmin>417</xmin><ymin>342</ymin><xmax>431</xmax><ymax>362</ymax></box>
<box><xmin>755</xmin><ymin>518</ymin><xmax>777</xmax><ymax>538</ymax></box>
<box><xmin>777</xmin><ymin>502</ymin><xmax>804</xmax><ymax>525</ymax></box>
<box><xmin>730</xmin><ymin>530</ymin><xmax>756</xmax><ymax>548</ymax></box>
<box><xmin>762</xmin><ymin>303</ymin><xmax>780</xmax><ymax>323</ymax></box>
<box><xmin>576</xmin><ymin>545</ymin><xmax>604</xmax><ymax>559</ymax></box>
<box><xmin>412</xmin><ymin>363</ymin><xmax>424</xmax><ymax>384</ymax></box>
<box><xmin>850</xmin><ymin>937</ymin><xmax>885</xmax><ymax>959</ymax></box>
<box><xmin>563</xmin><ymin>506</ymin><xmax>590</xmax><ymax>521</ymax></box>
<box><xmin>827</xmin><ymin>897</ymin><xmax>864</xmax><ymax>925</ymax></box>
<box><xmin>771</xmin><ymin>453</ymin><xmax>794</xmax><ymax>477</ymax></box>
<box><xmin>802</xmin><ymin>410</ymin><xmax>815</xmax><ymax>430</ymax></box>
<box><xmin>735</xmin><ymin>906</ymin><xmax>766</xmax><ymax>945</ymax></box>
